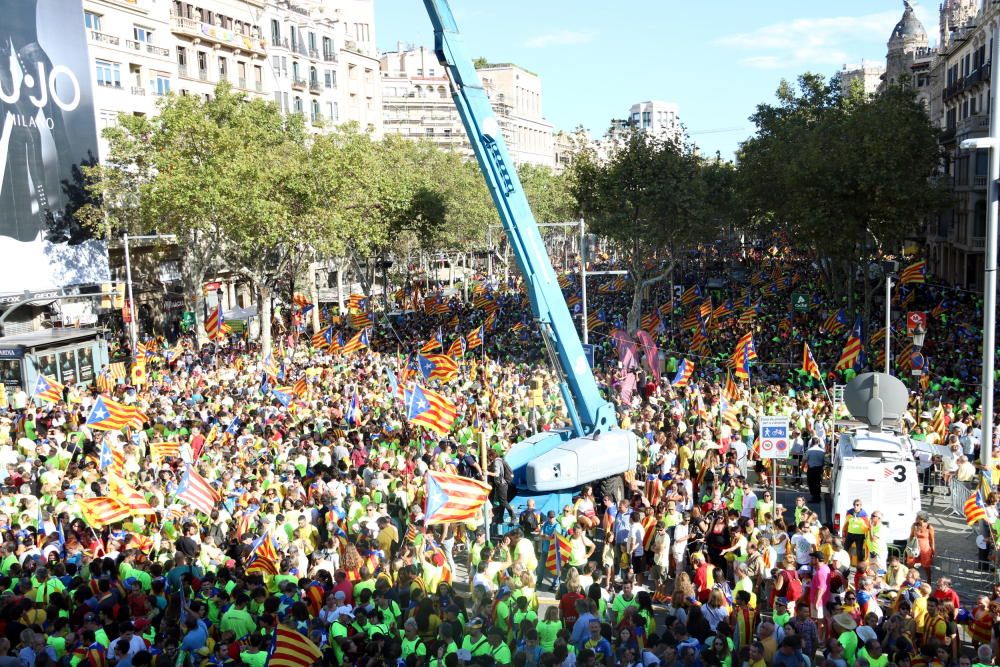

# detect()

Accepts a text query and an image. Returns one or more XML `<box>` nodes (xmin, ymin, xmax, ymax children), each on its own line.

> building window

<box><xmin>134</xmin><ymin>26</ymin><xmax>153</xmax><ymax>43</ymax></box>
<box><xmin>84</xmin><ymin>11</ymin><xmax>101</xmax><ymax>31</ymax></box>
<box><xmin>292</xmin><ymin>62</ymin><xmax>300</xmax><ymax>79</ymax></box>
<box><xmin>272</xmin><ymin>55</ymin><xmax>282</xmax><ymax>76</ymax></box>
<box><xmin>323</xmin><ymin>37</ymin><xmax>333</xmax><ymax>58</ymax></box>
<box><xmin>99</xmin><ymin>110</ymin><xmax>118</xmax><ymax>128</ymax></box>
<box><xmin>219</xmin><ymin>57</ymin><xmax>228</xmax><ymax>80</ymax></box>
<box><xmin>95</xmin><ymin>60</ymin><xmax>121</xmax><ymax>88</ymax></box>
<box><xmin>308</xmin><ymin>32</ymin><xmax>317</xmax><ymax>50</ymax></box>
<box><xmin>324</xmin><ymin>70</ymin><xmax>333</xmax><ymax>88</ymax></box>
<box><xmin>153</xmin><ymin>74</ymin><xmax>171</xmax><ymax>96</ymax></box>
<box><xmin>311</xmin><ymin>99</ymin><xmax>320</xmax><ymax>122</ymax></box>
<box><xmin>270</xmin><ymin>19</ymin><xmax>280</xmax><ymax>44</ymax></box>
<box><xmin>293</xmin><ymin>97</ymin><xmax>303</xmax><ymax>113</ymax></box>
<box><xmin>274</xmin><ymin>92</ymin><xmax>284</xmax><ymax>112</ymax></box>
<box><xmin>197</xmin><ymin>51</ymin><xmax>208</xmax><ymax>75</ymax></box>
<box><xmin>326</xmin><ymin>102</ymin><xmax>334</xmax><ymax>120</ymax></box>
<box><xmin>177</xmin><ymin>47</ymin><xmax>187</xmax><ymax>67</ymax></box>
<box><xmin>290</xmin><ymin>26</ymin><xmax>297</xmax><ymax>50</ymax></box>
<box><xmin>426</xmin><ymin>127</ymin><xmax>434</xmax><ymax>136</ymax></box>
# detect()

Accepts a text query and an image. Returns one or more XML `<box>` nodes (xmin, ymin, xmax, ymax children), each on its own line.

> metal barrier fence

<box><xmin>947</xmin><ymin>476</ymin><xmax>975</xmax><ymax>518</ymax></box>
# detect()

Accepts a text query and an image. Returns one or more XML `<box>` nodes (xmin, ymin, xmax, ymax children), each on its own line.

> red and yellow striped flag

<box><xmin>268</xmin><ymin>626</ymin><xmax>323</xmax><ymax>667</ymax></box>
<box><xmin>150</xmin><ymin>442</ymin><xmax>180</xmax><ymax>462</ymax></box>
<box><xmin>108</xmin><ymin>473</ymin><xmax>156</xmax><ymax>517</ymax></box>
<box><xmin>423</xmin><ymin>470</ymin><xmax>490</xmax><ymax>525</ymax></box>
<box><xmin>78</xmin><ymin>497</ymin><xmax>131</xmax><ymax>528</ymax></box>
<box><xmin>545</xmin><ymin>533</ymin><xmax>573</xmax><ymax>574</ymax></box>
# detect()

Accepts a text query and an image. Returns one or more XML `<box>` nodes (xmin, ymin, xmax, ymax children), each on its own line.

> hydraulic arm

<box><xmin>422</xmin><ymin>0</ymin><xmax>637</xmax><ymax>491</ymax></box>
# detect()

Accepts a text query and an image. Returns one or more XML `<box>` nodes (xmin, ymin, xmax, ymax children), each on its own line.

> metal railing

<box><xmin>291</xmin><ymin>77</ymin><xmax>306</xmax><ymax>90</ymax></box>
<box><xmin>130</xmin><ymin>86</ymin><xmax>146</xmax><ymax>96</ymax></box>
<box><xmin>308</xmin><ymin>80</ymin><xmax>321</xmax><ymax>94</ymax></box>
<box><xmin>309</xmin><ymin>48</ymin><xmax>319</xmax><ymax>60</ymax></box>
<box><xmin>323</xmin><ymin>52</ymin><xmax>336</xmax><ymax>62</ymax></box>
<box><xmin>91</xmin><ymin>30</ymin><xmax>119</xmax><ymax>45</ymax></box>
<box><xmin>198</xmin><ymin>69</ymin><xmax>209</xmax><ymax>81</ymax></box>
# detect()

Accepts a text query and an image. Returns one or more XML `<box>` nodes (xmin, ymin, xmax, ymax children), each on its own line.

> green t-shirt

<box><xmin>220</xmin><ymin>606</ymin><xmax>256</xmax><ymax>639</ymax></box>
<box><xmin>239</xmin><ymin>650</ymin><xmax>268</xmax><ymax>667</ymax></box>
<box><xmin>401</xmin><ymin>636</ymin><xmax>427</xmax><ymax>659</ymax></box>
<box><xmin>612</xmin><ymin>594</ymin><xmax>638</xmax><ymax>622</ymax></box>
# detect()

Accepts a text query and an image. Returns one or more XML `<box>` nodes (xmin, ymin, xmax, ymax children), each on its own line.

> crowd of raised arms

<box><xmin>2</xmin><ymin>252</ymin><xmax>999</xmax><ymax>667</ymax></box>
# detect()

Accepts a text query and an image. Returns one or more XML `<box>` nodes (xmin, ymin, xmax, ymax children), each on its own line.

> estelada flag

<box><xmin>86</xmin><ymin>396</ymin><xmax>146</xmax><ymax>431</ymax></box>
<box><xmin>802</xmin><ymin>343</ymin><xmax>822</xmax><ymax>380</ymax></box>
<box><xmin>423</xmin><ymin>470</ymin><xmax>490</xmax><ymax>525</ymax></box>
<box><xmin>405</xmin><ymin>384</ymin><xmax>458</xmax><ymax>435</ymax></box>
<box><xmin>545</xmin><ymin>533</ymin><xmax>572</xmax><ymax>574</ymax></box>
<box><xmin>32</xmin><ymin>375</ymin><xmax>64</xmax><ymax>403</ymax></box>
<box><xmin>176</xmin><ymin>464</ymin><xmax>220</xmax><ymax>516</ymax></box>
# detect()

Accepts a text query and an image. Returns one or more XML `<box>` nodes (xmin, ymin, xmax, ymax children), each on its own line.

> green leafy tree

<box><xmin>738</xmin><ymin>74</ymin><xmax>950</xmax><ymax>325</ymax></box>
<box><xmin>570</xmin><ymin>129</ymin><xmax>709</xmax><ymax>332</ymax></box>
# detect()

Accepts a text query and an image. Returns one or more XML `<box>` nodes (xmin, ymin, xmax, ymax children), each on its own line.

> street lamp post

<box><xmin>884</xmin><ymin>271</ymin><xmax>892</xmax><ymax>376</ymax></box>
<box><xmin>961</xmin><ymin>19</ymin><xmax>1000</xmax><ymax>468</ymax></box>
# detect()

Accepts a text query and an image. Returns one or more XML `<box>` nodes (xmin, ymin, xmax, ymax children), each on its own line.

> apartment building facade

<box><xmin>82</xmin><ymin>0</ymin><xmax>175</xmax><ymax>156</ymax></box>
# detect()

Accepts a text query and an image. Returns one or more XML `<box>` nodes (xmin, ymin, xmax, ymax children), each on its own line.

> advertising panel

<box><xmin>0</xmin><ymin>0</ymin><xmax>109</xmax><ymax>292</ymax></box>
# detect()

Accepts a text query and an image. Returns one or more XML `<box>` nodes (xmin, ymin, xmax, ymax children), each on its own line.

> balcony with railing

<box><xmin>238</xmin><ymin>77</ymin><xmax>246</xmax><ymax>90</ymax></box>
<box><xmin>198</xmin><ymin>68</ymin><xmax>209</xmax><ymax>81</ymax></box>
<box><xmin>309</xmin><ymin>48</ymin><xmax>319</xmax><ymax>60</ymax></box>
<box><xmin>169</xmin><ymin>13</ymin><xmax>265</xmax><ymax>55</ymax></box>
<box><xmin>291</xmin><ymin>77</ymin><xmax>307</xmax><ymax>91</ymax></box>
<box><xmin>272</xmin><ymin>37</ymin><xmax>290</xmax><ymax>50</ymax></box>
<box><xmin>97</xmin><ymin>79</ymin><xmax>123</xmax><ymax>89</ymax></box>
<box><xmin>308</xmin><ymin>80</ymin><xmax>321</xmax><ymax>94</ymax></box>
<box><xmin>130</xmin><ymin>86</ymin><xmax>146</xmax><ymax>96</ymax></box>
<box><xmin>125</xmin><ymin>39</ymin><xmax>171</xmax><ymax>57</ymax></box>
<box><xmin>90</xmin><ymin>30</ymin><xmax>120</xmax><ymax>45</ymax></box>
<box><xmin>323</xmin><ymin>51</ymin><xmax>336</xmax><ymax>63</ymax></box>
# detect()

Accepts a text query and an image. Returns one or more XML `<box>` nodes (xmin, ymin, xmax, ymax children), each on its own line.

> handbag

<box><xmin>906</xmin><ymin>535</ymin><xmax>921</xmax><ymax>559</ymax></box>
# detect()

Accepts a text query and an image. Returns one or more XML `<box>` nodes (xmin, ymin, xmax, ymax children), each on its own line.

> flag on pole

<box><xmin>419</xmin><ymin>329</ymin><xmax>444</xmax><ymax>353</ymax></box>
<box><xmin>671</xmin><ymin>359</ymin><xmax>694</xmax><ymax>387</ymax></box>
<box><xmin>964</xmin><ymin>491</ymin><xmax>987</xmax><ymax>526</ymax></box>
<box><xmin>250</xmin><ymin>530</ymin><xmax>280</xmax><ymax>562</ymax></box>
<box><xmin>150</xmin><ymin>441</ymin><xmax>180</xmax><ymax>462</ymax></box>
<box><xmin>339</xmin><ymin>329</ymin><xmax>370</xmax><ymax>354</ymax></box>
<box><xmin>78</xmin><ymin>497</ymin><xmax>131</xmax><ymax>528</ymax></box>
<box><xmin>545</xmin><ymin>533</ymin><xmax>573</xmax><ymax>574</ymax></box>
<box><xmin>270</xmin><ymin>386</ymin><xmax>295</xmax><ymax>407</ymax></box>
<box><xmin>834</xmin><ymin>316</ymin><xmax>865</xmax><ymax>372</ymax></box>
<box><xmin>176</xmin><ymin>464</ymin><xmax>220</xmax><ymax>515</ymax></box>
<box><xmin>204</xmin><ymin>303</ymin><xmax>228</xmax><ymax>341</ymax></box>
<box><xmin>404</xmin><ymin>384</ymin><xmax>458</xmax><ymax>435</ymax></box>
<box><xmin>423</xmin><ymin>470</ymin><xmax>491</xmax><ymax>525</ymax></box>
<box><xmin>723</xmin><ymin>371</ymin><xmax>740</xmax><ymax>403</ymax></box>
<box><xmin>267</xmin><ymin>626</ymin><xmax>323</xmax><ymax>667</ymax></box>
<box><xmin>417</xmin><ymin>354</ymin><xmax>459</xmax><ymax>383</ymax></box>
<box><xmin>246</xmin><ymin>556</ymin><xmax>279</xmax><ymax>576</ymax></box>
<box><xmin>822</xmin><ymin>308</ymin><xmax>849</xmax><ymax>335</ymax></box>
<box><xmin>900</xmin><ymin>260</ymin><xmax>927</xmax><ymax>285</ymax></box>
<box><xmin>466</xmin><ymin>325</ymin><xmax>484</xmax><ymax>350</ymax></box>
<box><xmin>107</xmin><ymin>473</ymin><xmax>156</xmax><ymax>517</ymax></box>
<box><xmin>86</xmin><ymin>396</ymin><xmax>146</xmax><ymax>431</ymax></box>
<box><xmin>446</xmin><ymin>337</ymin><xmax>467</xmax><ymax>358</ymax></box>
<box><xmin>32</xmin><ymin>375</ymin><xmax>64</xmax><ymax>403</ymax></box>
<box><xmin>802</xmin><ymin>343</ymin><xmax>822</xmax><ymax>380</ymax></box>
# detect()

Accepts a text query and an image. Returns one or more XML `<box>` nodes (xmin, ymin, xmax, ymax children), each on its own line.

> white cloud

<box><xmin>717</xmin><ymin>2</ymin><xmax>935</xmax><ymax>70</ymax></box>
<box><xmin>523</xmin><ymin>29</ymin><xmax>596</xmax><ymax>49</ymax></box>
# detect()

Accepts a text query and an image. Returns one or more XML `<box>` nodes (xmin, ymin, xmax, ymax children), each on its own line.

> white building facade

<box><xmin>83</xmin><ymin>0</ymin><xmax>176</xmax><ymax>157</ymax></box>
<box><xmin>627</xmin><ymin>100</ymin><xmax>682</xmax><ymax>145</ymax></box>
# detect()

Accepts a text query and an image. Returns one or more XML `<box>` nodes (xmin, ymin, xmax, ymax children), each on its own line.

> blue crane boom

<box><xmin>422</xmin><ymin>0</ymin><xmax>637</xmax><ymax>498</ymax></box>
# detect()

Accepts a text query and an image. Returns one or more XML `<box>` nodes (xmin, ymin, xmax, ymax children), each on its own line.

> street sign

<box><xmin>759</xmin><ymin>415</ymin><xmax>791</xmax><ymax>459</ymax></box>
<box><xmin>911</xmin><ymin>351</ymin><xmax>925</xmax><ymax>376</ymax></box>
<box><xmin>180</xmin><ymin>311</ymin><xmax>195</xmax><ymax>331</ymax></box>
<box><xmin>582</xmin><ymin>343</ymin><xmax>595</xmax><ymax>369</ymax></box>
<box><xmin>791</xmin><ymin>292</ymin><xmax>810</xmax><ymax>313</ymax></box>
<box><xmin>906</xmin><ymin>311</ymin><xmax>927</xmax><ymax>335</ymax></box>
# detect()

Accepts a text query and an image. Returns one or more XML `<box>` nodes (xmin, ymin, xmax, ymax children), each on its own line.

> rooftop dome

<box><xmin>890</xmin><ymin>0</ymin><xmax>927</xmax><ymax>43</ymax></box>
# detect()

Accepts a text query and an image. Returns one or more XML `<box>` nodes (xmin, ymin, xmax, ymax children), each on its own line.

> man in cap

<box><xmin>460</xmin><ymin>618</ymin><xmax>490</xmax><ymax>658</ymax></box>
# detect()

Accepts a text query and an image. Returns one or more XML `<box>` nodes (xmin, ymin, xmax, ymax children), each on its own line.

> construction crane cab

<box><xmin>421</xmin><ymin>0</ymin><xmax>639</xmax><ymax>519</ymax></box>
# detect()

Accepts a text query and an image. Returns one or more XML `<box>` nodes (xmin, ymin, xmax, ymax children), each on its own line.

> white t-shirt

<box><xmin>791</xmin><ymin>532</ymin><xmax>816</xmax><ymax>566</ymax></box>
<box><xmin>629</xmin><ymin>522</ymin><xmax>646</xmax><ymax>557</ymax></box>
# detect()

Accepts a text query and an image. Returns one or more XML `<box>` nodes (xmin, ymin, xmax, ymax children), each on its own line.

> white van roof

<box><xmin>838</xmin><ymin>430</ymin><xmax>913</xmax><ymax>460</ymax></box>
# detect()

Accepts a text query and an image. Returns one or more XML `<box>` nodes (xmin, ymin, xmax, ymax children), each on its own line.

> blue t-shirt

<box><xmin>180</xmin><ymin>620</ymin><xmax>208</xmax><ymax>651</ymax></box>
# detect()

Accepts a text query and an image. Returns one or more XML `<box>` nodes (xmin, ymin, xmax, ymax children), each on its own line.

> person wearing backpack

<box><xmin>456</xmin><ymin>445</ymin><xmax>483</xmax><ymax>480</ymax></box>
<box><xmin>486</xmin><ymin>450</ymin><xmax>516</xmax><ymax>528</ymax></box>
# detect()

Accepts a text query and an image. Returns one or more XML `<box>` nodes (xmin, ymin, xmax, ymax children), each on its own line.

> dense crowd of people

<box><xmin>0</xmin><ymin>255</ymin><xmax>997</xmax><ymax>667</ymax></box>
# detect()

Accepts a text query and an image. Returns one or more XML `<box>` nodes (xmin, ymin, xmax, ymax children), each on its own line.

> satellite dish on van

<box><xmin>843</xmin><ymin>372</ymin><xmax>909</xmax><ymax>431</ymax></box>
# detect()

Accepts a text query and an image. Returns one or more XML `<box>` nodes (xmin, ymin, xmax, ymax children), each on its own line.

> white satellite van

<box><xmin>831</xmin><ymin>429</ymin><xmax>921</xmax><ymax>543</ymax></box>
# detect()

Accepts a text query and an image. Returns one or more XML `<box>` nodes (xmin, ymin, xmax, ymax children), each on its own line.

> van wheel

<box><xmin>600</xmin><ymin>475</ymin><xmax>625</xmax><ymax>504</ymax></box>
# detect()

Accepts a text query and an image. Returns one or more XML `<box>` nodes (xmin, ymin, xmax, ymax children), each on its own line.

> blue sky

<box><xmin>374</xmin><ymin>0</ymin><xmax>937</xmax><ymax>159</ymax></box>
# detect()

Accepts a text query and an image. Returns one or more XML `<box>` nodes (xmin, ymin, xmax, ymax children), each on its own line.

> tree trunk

<box><xmin>627</xmin><ymin>282</ymin><xmax>643</xmax><ymax>334</ymax></box>
<box><xmin>846</xmin><ymin>261</ymin><xmax>855</xmax><ymax>313</ymax></box>
<box><xmin>258</xmin><ymin>281</ymin><xmax>273</xmax><ymax>353</ymax></box>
